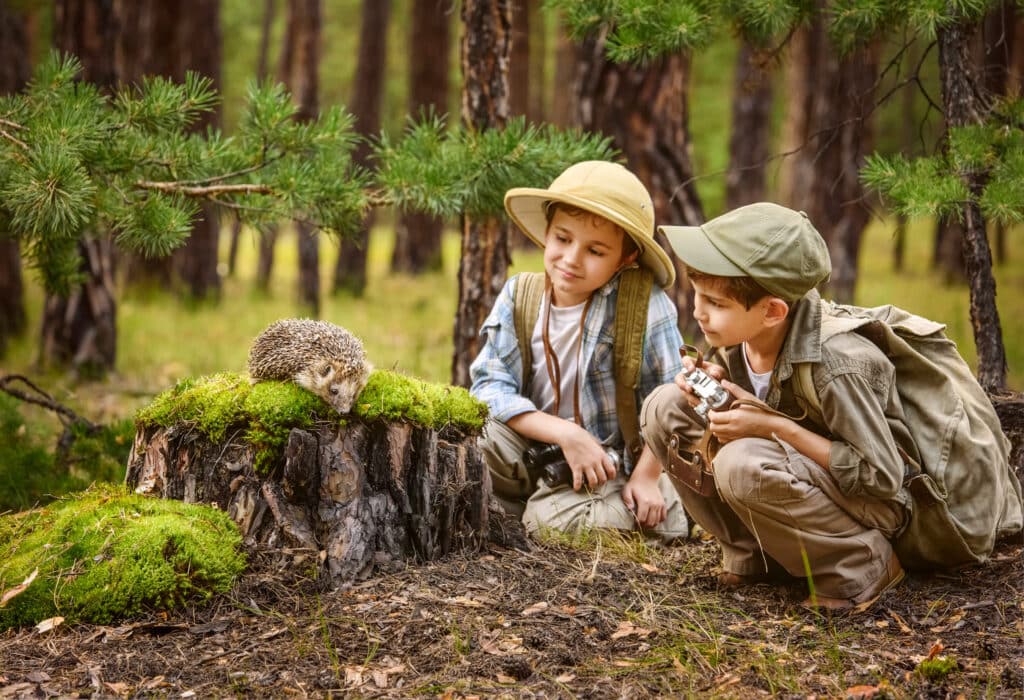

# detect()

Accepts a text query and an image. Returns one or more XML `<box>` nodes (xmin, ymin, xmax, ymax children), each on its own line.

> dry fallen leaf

<box><xmin>495</xmin><ymin>673</ymin><xmax>516</xmax><ymax>684</ymax></box>
<box><xmin>610</xmin><ymin>620</ymin><xmax>652</xmax><ymax>640</ymax></box>
<box><xmin>927</xmin><ymin>640</ymin><xmax>945</xmax><ymax>661</ymax></box>
<box><xmin>35</xmin><ymin>616</ymin><xmax>64</xmax><ymax>634</ymax></box>
<box><xmin>1</xmin><ymin>569</ymin><xmax>38</xmax><ymax>607</ymax></box>
<box><xmin>521</xmin><ymin>601</ymin><xmax>549</xmax><ymax>617</ymax></box>
<box><xmin>845</xmin><ymin>684</ymin><xmax>879</xmax><ymax>699</ymax></box>
<box><xmin>371</xmin><ymin>670</ymin><xmax>388</xmax><ymax>688</ymax></box>
<box><xmin>640</xmin><ymin>563</ymin><xmax>661</xmax><ymax>573</ymax></box>
<box><xmin>555</xmin><ymin>672</ymin><xmax>576</xmax><ymax>683</ymax></box>
<box><xmin>445</xmin><ymin>596</ymin><xmax>483</xmax><ymax>608</ymax></box>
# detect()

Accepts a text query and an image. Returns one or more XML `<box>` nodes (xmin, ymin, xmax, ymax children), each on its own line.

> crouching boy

<box><xmin>470</xmin><ymin>160</ymin><xmax>689</xmax><ymax>542</ymax></box>
<box><xmin>642</xmin><ymin>203</ymin><xmax>1022</xmax><ymax>610</ymax></box>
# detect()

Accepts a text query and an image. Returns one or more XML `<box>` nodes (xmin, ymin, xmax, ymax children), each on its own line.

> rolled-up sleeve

<box><xmin>469</xmin><ymin>276</ymin><xmax>539</xmax><ymax>423</ymax></box>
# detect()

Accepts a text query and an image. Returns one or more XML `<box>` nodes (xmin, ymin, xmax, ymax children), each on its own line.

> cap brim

<box><xmin>658</xmin><ymin>224</ymin><xmax>747</xmax><ymax>278</ymax></box>
<box><xmin>506</xmin><ymin>188</ymin><xmax>676</xmax><ymax>288</ymax></box>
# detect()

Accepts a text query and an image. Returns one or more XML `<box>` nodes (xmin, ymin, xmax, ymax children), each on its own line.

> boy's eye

<box><xmin>588</xmin><ymin>248</ymin><xmax>606</xmax><ymax>257</ymax></box>
<box><xmin>555</xmin><ymin>234</ymin><xmax>569</xmax><ymax>244</ymax></box>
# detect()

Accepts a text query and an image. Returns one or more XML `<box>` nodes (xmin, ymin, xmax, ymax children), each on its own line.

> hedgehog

<box><xmin>247</xmin><ymin>319</ymin><xmax>373</xmax><ymax>413</ymax></box>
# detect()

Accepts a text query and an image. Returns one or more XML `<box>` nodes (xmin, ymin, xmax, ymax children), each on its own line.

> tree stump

<box><xmin>126</xmin><ymin>420</ymin><xmax>490</xmax><ymax>582</ymax></box>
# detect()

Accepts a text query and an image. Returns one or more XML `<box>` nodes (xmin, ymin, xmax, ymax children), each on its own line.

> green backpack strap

<box><xmin>513</xmin><ymin>272</ymin><xmax>546</xmax><ymax>388</ymax></box>
<box><xmin>613</xmin><ymin>267</ymin><xmax>654</xmax><ymax>462</ymax></box>
<box><xmin>791</xmin><ymin>361</ymin><xmax>824</xmax><ymax>428</ymax></box>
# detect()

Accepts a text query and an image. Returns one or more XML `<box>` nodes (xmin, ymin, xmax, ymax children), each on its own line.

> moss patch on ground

<box><xmin>135</xmin><ymin>370</ymin><xmax>487</xmax><ymax>474</ymax></box>
<box><xmin>0</xmin><ymin>484</ymin><xmax>245</xmax><ymax>631</ymax></box>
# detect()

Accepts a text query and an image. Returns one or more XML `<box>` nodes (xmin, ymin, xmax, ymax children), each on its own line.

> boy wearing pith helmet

<box><xmin>470</xmin><ymin>160</ymin><xmax>689</xmax><ymax>541</ymax></box>
<box><xmin>641</xmin><ymin>203</ymin><xmax>909</xmax><ymax>610</ymax></box>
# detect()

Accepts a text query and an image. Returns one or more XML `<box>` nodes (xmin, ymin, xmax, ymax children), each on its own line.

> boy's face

<box><xmin>691</xmin><ymin>277</ymin><xmax>775</xmax><ymax>348</ymax></box>
<box><xmin>543</xmin><ymin>209</ymin><xmax>633</xmax><ymax>307</ymax></box>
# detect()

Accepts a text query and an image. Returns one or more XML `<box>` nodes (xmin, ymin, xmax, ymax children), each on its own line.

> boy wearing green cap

<box><xmin>641</xmin><ymin>202</ymin><xmax>1020</xmax><ymax>610</ymax></box>
<box><xmin>470</xmin><ymin>160</ymin><xmax>689</xmax><ymax>541</ymax></box>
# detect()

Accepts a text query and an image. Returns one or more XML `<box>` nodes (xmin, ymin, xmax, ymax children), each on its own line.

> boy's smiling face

<box><xmin>543</xmin><ymin>209</ymin><xmax>635</xmax><ymax>307</ymax></box>
<box><xmin>691</xmin><ymin>277</ymin><xmax>775</xmax><ymax>348</ymax></box>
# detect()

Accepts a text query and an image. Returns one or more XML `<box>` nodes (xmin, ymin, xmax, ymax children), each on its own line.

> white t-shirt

<box><xmin>742</xmin><ymin>343</ymin><xmax>772</xmax><ymax>401</ymax></box>
<box><xmin>528</xmin><ymin>297</ymin><xmax>586</xmax><ymax>420</ymax></box>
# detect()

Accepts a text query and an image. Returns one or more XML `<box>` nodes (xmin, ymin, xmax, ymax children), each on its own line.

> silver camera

<box><xmin>685</xmin><ymin>366</ymin><xmax>734</xmax><ymax>418</ymax></box>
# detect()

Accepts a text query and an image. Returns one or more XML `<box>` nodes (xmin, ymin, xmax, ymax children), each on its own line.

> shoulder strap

<box><xmin>791</xmin><ymin>361</ymin><xmax>824</xmax><ymax>427</ymax></box>
<box><xmin>613</xmin><ymin>267</ymin><xmax>654</xmax><ymax>461</ymax></box>
<box><xmin>513</xmin><ymin>272</ymin><xmax>546</xmax><ymax>388</ymax></box>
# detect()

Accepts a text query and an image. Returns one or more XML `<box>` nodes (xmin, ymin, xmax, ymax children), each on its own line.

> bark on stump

<box><xmin>125</xmin><ymin>420</ymin><xmax>491</xmax><ymax>582</ymax></box>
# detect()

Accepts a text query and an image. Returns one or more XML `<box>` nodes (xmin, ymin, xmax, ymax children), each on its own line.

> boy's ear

<box><xmin>763</xmin><ymin>297</ymin><xmax>790</xmax><ymax>326</ymax></box>
<box><xmin>619</xmin><ymin>249</ymin><xmax>639</xmax><ymax>270</ymax></box>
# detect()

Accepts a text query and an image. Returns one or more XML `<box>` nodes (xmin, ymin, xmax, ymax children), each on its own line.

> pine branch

<box><xmin>134</xmin><ymin>180</ymin><xmax>273</xmax><ymax>197</ymax></box>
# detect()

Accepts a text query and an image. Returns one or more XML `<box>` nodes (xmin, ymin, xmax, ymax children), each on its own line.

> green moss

<box><xmin>135</xmin><ymin>370</ymin><xmax>487</xmax><ymax>475</ymax></box>
<box><xmin>354</xmin><ymin>369</ymin><xmax>487</xmax><ymax>432</ymax></box>
<box><xmin>916</xmin><ymin>656</ymin><xmax>959</xmax><ymax>681</ymax></box>
<box><xmin>0</xmin><ymin>484</ymin><xmax>245</xmax><ymax>630</ymax></box>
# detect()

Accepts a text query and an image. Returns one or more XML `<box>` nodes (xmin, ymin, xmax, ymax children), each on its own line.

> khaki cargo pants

<box><xmin>479</xmin><ymin>419</ymin><xmax>689</xmax><ymax>543</ymax></box>
<box><xmin>641</xmin><ymin>384</ymin><xmax>907</xmax><ymax>600</ymax></box>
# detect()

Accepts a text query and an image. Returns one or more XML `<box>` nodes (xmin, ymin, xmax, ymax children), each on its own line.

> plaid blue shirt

<box><xmin>469</xmin><ymin>272</ymin><xmax>684</xmax><ymax>471</ymax></box>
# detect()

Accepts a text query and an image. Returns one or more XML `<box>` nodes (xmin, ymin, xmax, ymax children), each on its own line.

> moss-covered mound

<box><xmin>0</xmin><ymin>484</ymin><xmax>245</xmax><ymax>631</ymax></box>
<box><xmin>136</xmin><ymin>370</ymin><xmax>488</xmax><ymax>473</ymax></box>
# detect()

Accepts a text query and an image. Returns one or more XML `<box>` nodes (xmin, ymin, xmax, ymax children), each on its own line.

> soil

<box><xmin>1</xmin><ymin>531</ymin><xmax>1021</xmax><ymax>699</ymax></box>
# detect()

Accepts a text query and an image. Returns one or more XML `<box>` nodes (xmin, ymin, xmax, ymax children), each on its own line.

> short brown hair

<box><xmin>686</xmin><ymin>265</ymin><xmax>774</xmax><ymax>310</ymax></box>
<box><xmin>545</xmin><ymin>201</ymin><xmax>639</xmax><ymax>260</ymax></box>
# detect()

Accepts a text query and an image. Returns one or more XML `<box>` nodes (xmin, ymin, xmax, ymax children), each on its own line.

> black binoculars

<box><xmin>523</xmin><ymin>443</ymin><xmax>622</xmax><ymax>488</ymax></box>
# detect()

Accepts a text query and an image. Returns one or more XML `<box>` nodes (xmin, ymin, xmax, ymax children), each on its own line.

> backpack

<box><xmin>790</xmin><ymin>299</ymin><xmax>1023</xmax><ymax>570</ymax></box>
<box><xmin>513</xmin><ymin>268</ymin><xmax>653</xmax><ymax>462</ymax></box>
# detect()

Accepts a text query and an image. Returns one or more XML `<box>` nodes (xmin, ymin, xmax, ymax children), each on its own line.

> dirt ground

<box><xmin>1</xmin><ymin>531</ymin><xmax>1021</xmax><ymax>699</ymax></box>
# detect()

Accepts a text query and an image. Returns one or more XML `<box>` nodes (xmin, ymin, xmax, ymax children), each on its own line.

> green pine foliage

<box><xmin>136</xmin><ymin>370</ymin><xmax>487</xmax><ymax>476</ymax></box>
<box><xmin>862</xmin><ymin>98</ymin><xmax>1024</xmax><ymax>224</ymax></box>
<box><xmin>373</xmin><ymin>113</ymin><xmax>616</xmax><ymax>220</ymax></box>
<box><xmin>0</xmin><ymin>483</ymin><xmax>246</xmax><ymax>631</ymax></box>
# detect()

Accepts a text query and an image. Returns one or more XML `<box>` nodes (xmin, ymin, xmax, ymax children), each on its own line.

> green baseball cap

<box><xmin>658</xmin><ymin>202</ymin><xmax>831</xmax><ymax>301</ymax></box>
<box><xmin>505</xmin><ymin>160</ymin><xmax>676</xmax><ymax>288</ymax></box>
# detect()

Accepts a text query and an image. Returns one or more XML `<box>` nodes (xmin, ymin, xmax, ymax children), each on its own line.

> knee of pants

<box><xmin>712</xmin><ymin>437</ymin><xmax>781</xmax><ymax>503</ymax></box>
<box><xmin>641</xmin><ymin>384</ymin><xmax>693</xmax><ymax>465</ymax></box>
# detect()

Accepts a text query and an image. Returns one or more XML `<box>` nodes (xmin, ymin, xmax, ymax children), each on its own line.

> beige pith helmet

<box><xmin>504</xmin><ymin>160</ymin><xmax>676</xmax><ymax>288</ymax></box>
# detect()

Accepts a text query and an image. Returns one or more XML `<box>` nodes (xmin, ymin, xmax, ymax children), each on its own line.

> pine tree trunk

<box><xmin>527</xmin><ymin>0</ymin><xmax>545</xmax><ymax>123</ymax></box>
<box><xmin>44</xmin><ymin>0</ymin><xmax>120</xmax><ymax>376</ymax></box>
<box><xmin>725</xmin><ymin>40</ymin><xmax>772</xmax><ymax>209</ymax></box>
<box><xmin>938</xmin><ymin>16</ymin><xmax>1008</xmax><ymax>392</ymax></box>
<box><xmin>334</xmin><ymin>0</ymin><xmax>391</xmax><ymax>296</ymax></box>
<box><xmin>549</xmin><ymin>18</ymin><xmax>579</xmax><ymax>128</ymax></box>
<box><xmin>452</xmin><ymin>0</ymin><xmax>512</xmax><ymax>388</ymax></box>
<box><xmin>391</xmin><ymin>0</ymin><xmax>449</xmax><ymax>275</ymax></box>
<box><xmin>574</xmin><ymin>31</ymin><xmax>703</xmax><ymax>337</ymax></box>
<box><xmin>781</xmin><ymin>8</ymin><xmax>877</xmax><ymax>304</ymax></box>
<box><xmin>126</xmin><ymin>420</ymin><xmax>491</xmax><ymax>582</ymax></box>
<box><xmin>0</xmin><ymin>0</ymin><xmax>30</xmax><ymax>357</ymax></box>
<box><xmin>279</xmin><ymin>0</ymin><xmax>322</xmax><ymax>311</ymax></box>
<box><xmin>40</xmin><ymin>237</ymin><xmax>118</xmax><ymax>377</ymax></box>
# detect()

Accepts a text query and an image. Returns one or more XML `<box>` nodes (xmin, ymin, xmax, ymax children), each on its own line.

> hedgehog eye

<box><xmin>329</xmin><ymin>387</ymin><xmax>339</xmax><ymax>395</ymax></box>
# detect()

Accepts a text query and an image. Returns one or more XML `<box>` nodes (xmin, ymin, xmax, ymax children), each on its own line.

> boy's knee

<box><xmin>712</xmin><ymin>438</ymin><xmax>781</xmax><ymax>502</ymax></box>
<box><xmin>641</xmin><ymin>384</ymin><xmax>687</xmax><ymax>461</ymax></box>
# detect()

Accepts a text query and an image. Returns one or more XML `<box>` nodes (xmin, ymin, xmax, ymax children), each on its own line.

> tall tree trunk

<box><xmin>506</xmin><ymin>0</ymin><xmax>534</xmax><ymax>250</ymax></box>
<box><xmin>280</xmin><ymin>0</ymin><xmax>322</xmax><ymax>312</ymax></box>
<box><xmin>549</xmin><ymin>17</ymin><xmax>579</xmax><ymax>128</ymax></box>
<box><xmin>452</xmin><ymin>0</ymin><xmax>512</xmax><ymax>387</ymax></box>
<box><xmin>527</xmin><ymin>0</ymin><xmax>545</xmax><ymax>123</ymax></box>
<box><xmin>0</xmin><ymin>0</ymin><xmax>30</xmax><ymax>357</ymax></box>
<box><xmin>333</xmin><ymin>0</ymin><xmax>391</xmax><ymax>296</ymax></box>
<box><xmin>574</xmin><ymin>29</ymin><xmax>703</xmax><ymax>339</ymax></box>
<box><xmin>391</xmin><ymin>0</ymin><xmax>449</xmax><ymax>275</ymax></box>
<box><xmin>172</xmin><ymin>0</ymin><xmax>223</xmax><ymax>301</ymax></box>
<box><xmin>227</xmin><ymin>0</ymin><xmax>276</xmax><ymax>278</ymax></box>
<box><xmin>938</xmin><ymin>16</ymin><xmax>1007</xmax><ymax>391</ymax></box>
<box><xmin>44</xmin><ymin>0</ymin><xmax>120</xmax><ymax>376</ymax></box>
<box><xmin>725</xmin><ymin>40</ymin><xmax>773</xmax><ymax>209</ymax></box>
<box><xmin>782</xmin><ymin>8</ymin><xmax>878</xmax><ymax>304</ymax></box>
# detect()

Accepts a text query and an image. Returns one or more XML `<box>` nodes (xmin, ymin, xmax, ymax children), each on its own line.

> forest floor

<box><xmin>1</xmin><ymin>525</ymin><xmax>1021</xmax><ymax>699</ymax></box>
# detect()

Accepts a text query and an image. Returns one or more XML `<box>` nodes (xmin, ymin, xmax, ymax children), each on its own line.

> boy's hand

<box><xmin>707</xmin><ymin>380</ymin><xmax>784</xmax><ymax>442</ymax></box>
<box><xmin>622</xmin><ymin>473</ymin><xmax>666</xmax><ymax>528</ymax></box>
<box><xmin>674</xmin><ymin>358</ymin><xmax>727</xmax><ymax>410</ymax></box>
<box><xmin>560</xmin><ymin>425</ymin><xmax>616</xmax><ymax>491</ymax></box>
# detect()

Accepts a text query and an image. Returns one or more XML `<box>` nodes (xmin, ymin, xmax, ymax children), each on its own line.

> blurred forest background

<box><xmin>1</xmin><ymin>0</ymin><xmax>1022</xmax><ymax>509</ymax></box>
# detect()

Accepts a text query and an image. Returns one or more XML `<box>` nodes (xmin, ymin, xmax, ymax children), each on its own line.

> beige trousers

<box><xmin>641</xmin><ymin>384</ymin><xmax>907</xmax><ymax>599</ymax></box>
<box><xmin>479</xmin><ymin>418</ymin><xmax>689</xmax><ymax>543</ymax></box>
